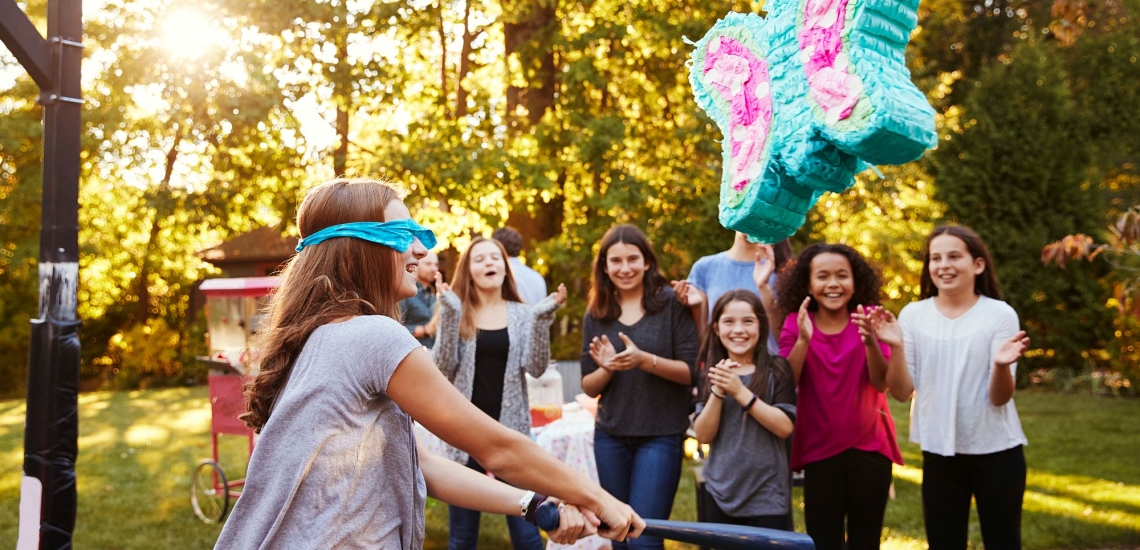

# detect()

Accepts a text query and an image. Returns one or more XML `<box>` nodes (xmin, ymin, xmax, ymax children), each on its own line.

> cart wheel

<box><xmin>191</xmin><ymin>460</ymin><xmax>230</xmax><ymax>524</ymax></box>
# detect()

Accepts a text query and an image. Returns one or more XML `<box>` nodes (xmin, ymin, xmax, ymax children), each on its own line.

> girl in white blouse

<box><xmin>867</xmin><ymin>225</ymin><xmax>1030</xmax><ymax>550</ymax></box>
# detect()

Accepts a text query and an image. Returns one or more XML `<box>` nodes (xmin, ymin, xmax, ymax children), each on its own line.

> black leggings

<box><xmin>802</xmin><ymin>448</ymin><xmax>893</xmax><ymax>550</ymax></box>
<box><xmin>922</xmin><ymin>445</ymin><xmax>1026</xmax><ymax>550</ymax></box>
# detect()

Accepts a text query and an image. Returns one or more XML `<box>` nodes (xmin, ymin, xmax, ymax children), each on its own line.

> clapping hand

<box><xmin>708</xmin><ymin>359</ymin><xmax>745</xmax><ymax>399</ymax></box>
<box><xmin>671</xmin><ymin>280</ymin><xmax>705</xmax><ymax>307</ymax></box>
<box><xmin>851</xmin><ymin>305</ymin><xmax>902</xmax><ymax>348</ymax></box>
<box><xmin>610</xmin><ymin>333</ymin><xmax>647</xmax><ymax>371</ymax></box>
<box><xmin>796</xmin><ymin>296</ymin><xmax>813</xmax><ymax>342</ymax></box>
<box><xmin>753</xmin><ymin>245</ymin><xmax>776</xmax><ymax>290</ymax></box>
<box><xmin>994</xmin><ymin>331</ymin><xmax>1030</xmax><ymax>368</ymax></box>
<box><xmin>589</xmin><ymin>335</ymin><xmax>620</xmax><ymax>371</ymax></box>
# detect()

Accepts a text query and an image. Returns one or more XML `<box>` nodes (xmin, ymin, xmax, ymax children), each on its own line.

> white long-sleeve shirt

<box><xmin>899</xmin><ymin>296</ymin><xmax>1028</xmax><ymax>457</ymax></box>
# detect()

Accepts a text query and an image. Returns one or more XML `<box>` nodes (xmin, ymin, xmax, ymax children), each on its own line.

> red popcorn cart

<box><xmin>190</xmin><ymin>276</ymin><xmax>278</xmax><ymax>523</ymax></box>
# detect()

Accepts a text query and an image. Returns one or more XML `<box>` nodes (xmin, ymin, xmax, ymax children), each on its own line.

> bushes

<box><xmin>92</xmin><ymin>316</ymin><xmax>209</xmax><ymax>391</ymax></box>
<box><xmin>931</xmin><ymin>42</ymin><xmax>1112</xmax><ymax>378</ymax></box>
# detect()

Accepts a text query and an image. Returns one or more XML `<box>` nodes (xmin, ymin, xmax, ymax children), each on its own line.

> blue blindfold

<box><xmin>295</xmin><ymin>219</ymin><xmax>438</xmax><ymax>253</ymax></box>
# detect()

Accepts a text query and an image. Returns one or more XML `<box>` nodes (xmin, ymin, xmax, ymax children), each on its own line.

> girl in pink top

<box><xmin>777</xmin><ymin>244</ymin><xmax>911</xmax><ymax>550</ymax></box>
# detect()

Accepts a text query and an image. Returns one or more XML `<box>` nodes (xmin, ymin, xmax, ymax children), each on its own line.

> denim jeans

<box><xmin>447</xmin><ymin>457</ymin><xmax>544</xmax><ymax>550</ymax></box>
<box><xmin>594</xmin><ymin>430</ymin><xmax>684</xmax><ymax>550</ymax></box>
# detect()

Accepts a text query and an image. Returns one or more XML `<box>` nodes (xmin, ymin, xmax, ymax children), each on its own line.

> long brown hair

<box><xmin>696</xmin><ymin>290</ymin><xmax>792</xmax><ymax>402</ymax></box>
<box><xmin>451</xmin><ymin>237</ymin><xmax>521</xmax><ymax>339</ymax></box>
<box><xmin>920</xmin><ymin>225</ymin><xmax>1002</xmax><ymax>300</ymax></box>
<box><xmin>587</xmin><ymin>224</ymin><xmax>670</xmax><ymax>322</ymax></box>
<box><xmin>241</xmin><ymin>179</ymin><xmax>405</xmax><ymax>431</ymax></box>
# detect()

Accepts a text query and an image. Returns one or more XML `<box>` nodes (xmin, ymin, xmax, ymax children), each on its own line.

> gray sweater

<box><xmin>431</xmin><ymin>290</ymin><xmax>560</xmax><ymax>463</ymax></box>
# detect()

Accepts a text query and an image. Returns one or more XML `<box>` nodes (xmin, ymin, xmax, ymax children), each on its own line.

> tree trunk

<box><xmin>455</xmin><ymin>0</ymin><xmax>474</xmax><ymax>118</ymax></box>
<box><xmin>438</xmin><ymin>0</ymin><xmax>450</xmax><ymax>118</ymax></box>
<box><xmin>504</xmin><ymin>1</ymin><xmax>561</xmax><ymax>245</ymax></box>
<box><xmin>505</xmin><ymin>2</ymin><xmax>556</xmax><ymax>127</ymax></box>
<box><xmin>333</xmin><ymin>36</ymin><xmax>350</xmax><ymax>176</ymax></box>
<box><xmin>134</xmin><ymin>132</ymin><xmax>182</xmax><ymax>322</ymax></box>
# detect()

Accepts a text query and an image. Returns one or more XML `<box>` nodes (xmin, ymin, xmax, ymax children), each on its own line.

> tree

<box><xmin>1044</xmin><ymin>206</ymin><xmax>1140</xmax><ymax>382</ymax></box>
<box><xmin>931</xmin><ymin>41</ymin><xmax>1111</xmax><ymax>375</ymax></box>
<box><xmin>0</xmin><ymin>59</ymin><xmax>46</xmax><ymax>396</ymax></box>
<box><xmin>78</xmin><ymin>0</ymin><xmax>314</xmax><ymax>387</ymax></box>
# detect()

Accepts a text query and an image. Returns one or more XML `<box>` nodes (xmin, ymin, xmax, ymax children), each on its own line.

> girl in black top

<box><xmin>581</xmin><ymin>224</ymin><xmax>700</xmax><ymax>550</ymax></box>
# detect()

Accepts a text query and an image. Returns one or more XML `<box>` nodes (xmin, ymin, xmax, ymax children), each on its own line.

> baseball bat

<box><xmin>535</xmin><ymin>502</ymin><xmax>815</xmax><ymax>550</ymax></box>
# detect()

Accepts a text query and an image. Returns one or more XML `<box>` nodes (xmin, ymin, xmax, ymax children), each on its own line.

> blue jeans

<box><xmin>448</xmin><ymin>457</ymin><xmax>544</xmax><ymax>550</ymax></box>
<box><xmin>594</xmin><ymin>431</ymin><xmax>684</xmax><ymax>550</ymax></box>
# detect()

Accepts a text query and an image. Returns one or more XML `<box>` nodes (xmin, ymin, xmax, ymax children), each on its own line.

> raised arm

<box><xmin>709</xmin><ymin>359</ymin><xmax>793</xmax><ymax>439</ymax></box>
<box><xmin>753</xmin><ymin>247</ymin><xmax>783</xmax><ymax>346</ymax></box>
<box><xmin>989</xmin><ymin>333</ymin><xmax>1025</xmax><ymax>407</ymax></box>
<box><xmin>780</xmin><ymin>298</ymin><xmax>812</xmax><ymax>385</ymax></box>
<box><xmin>523</xmin><ymin>284</ymin><xmax>566</xmax><ymax>378</ymax></box>
<box><xmin>671</xmin><ymin>280</ymin><xmax>708</xmax><ymax>338</ymax></box>
<box><xmin>690</xmin><ymin>391</ymin><xmax>724</xmax><ymax>444</ymax></box>
<box><xmin>431</xmin><ymin>286</ymin><xmax>462</xmax><ymax>379</ymax></box>
<box><xmin>853</xmin><ymin>305</ymin><xmax>913</xmax><ymax>399</ymax></box>
<box><xmin>580</xmin><ymin>315</ymin><xmax>617</xmax><ymax>397</ymax></box>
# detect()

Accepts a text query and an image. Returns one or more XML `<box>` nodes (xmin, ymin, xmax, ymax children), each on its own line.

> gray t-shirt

<box><xmin>215</xmin><ymin>316</ymin><xmax>425</xmax><ymax>549</ymax></box>
<box><xmin>701</xmin><ymin>363</ymin><xmax>797</xmax><ymax>517</ymax></box>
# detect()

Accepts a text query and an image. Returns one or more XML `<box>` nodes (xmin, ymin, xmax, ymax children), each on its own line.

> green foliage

<box><xmin>931</xmin><ymin>41</ymin><xmax>1112</xmax><ymax>375</ymax></box>
<box><xmin>2</xmin><ymin>0</ymin><xmax>1138</xmax><ymax>390</ymax></box>
<box><xmin>0</xmin><ymin>61</ymin><xmax>46</xmax><ymax>397</ymax></box>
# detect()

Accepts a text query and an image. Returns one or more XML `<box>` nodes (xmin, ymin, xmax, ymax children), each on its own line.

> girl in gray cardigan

<box><xmin>431</xmin><ymin>236</ymin><xmax>566</xmax><ymax>550</ymax></box>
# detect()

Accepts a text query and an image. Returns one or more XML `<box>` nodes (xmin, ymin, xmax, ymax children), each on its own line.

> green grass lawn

<box><xmin>1</xmin><ymin>388</ymin><xmax>1138</xmax><ymax>549</ymax></box>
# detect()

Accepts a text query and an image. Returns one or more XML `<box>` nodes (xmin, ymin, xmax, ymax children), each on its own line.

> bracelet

<box><xmin>743</xmin><ymin>394</ymin><xmax>759</xmax><ymax>412</ymax></box>
<box><xmin>710</xmin><ymin>389</ymin><xmax>726</xmax><ymax>399</ymax></box>
<box><xmin>651</xmin><ymin>354</ymin><xmax>658</xmax><ymax>371</ymax></box>
<box><xmin>523</xmin><ymin>493</ymin><xmax>547</xmax><ymax>525</ymax></box>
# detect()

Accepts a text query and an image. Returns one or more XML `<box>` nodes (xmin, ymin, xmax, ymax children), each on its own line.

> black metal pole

<box><xmin>1</xmin><ymin>0</ymin><xmax>84</xmax><ymax>548</ymax></box>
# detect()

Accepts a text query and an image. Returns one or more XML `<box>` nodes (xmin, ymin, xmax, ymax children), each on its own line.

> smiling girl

<box><xmin>776</xmin><ymin>244</ymin><xmax>910</xmax><ymax>550</ymax></box>
<box><xmin>894</xmin><ymin>225</ymin><xmax>1029</xmax><ymax>550</ymax></box>
<box><xmin>432</xmin><ymin>236</ymin><xmax>569</xmax><ymax>550</ymax></box>
<box><xmin>581</xmin><ymin>224</ymin><xmax>700</xmax><ymax>550</ymax></box>
<box><xmin>218</xmin><ymin>179</ymin><xmax>642</xmax><ymax>549</ymax></box>
<box><xmin>691</xmin><ymin>291</ymin><xmax>796</xmax><ymax>530</ymax></box>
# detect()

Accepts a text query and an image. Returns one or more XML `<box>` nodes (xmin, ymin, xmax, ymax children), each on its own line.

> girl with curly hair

<box><xmin>217</xmin><ymin>179</ymin><xmax>642</xmax><ymax>549</ymax></box>
<box><xmin>775</xmin><ymin>243</ymin><xmax>910</xmax><ymax>550</ymax></box>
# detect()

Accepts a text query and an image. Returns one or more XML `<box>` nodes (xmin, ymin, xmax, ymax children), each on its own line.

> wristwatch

<box><xmin>519</xmin><ymin>491</ymin><xmax>536</xmax><ymax>518</ymax></box>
